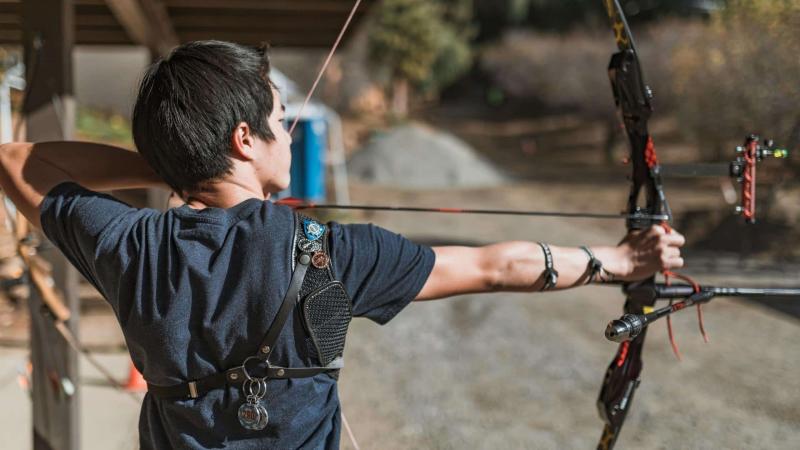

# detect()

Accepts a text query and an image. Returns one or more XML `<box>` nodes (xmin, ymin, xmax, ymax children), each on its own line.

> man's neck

<box><xmin>184</xmin><ymin>179</ymin><xmax>268</xmax><ymax>210</ymax></box>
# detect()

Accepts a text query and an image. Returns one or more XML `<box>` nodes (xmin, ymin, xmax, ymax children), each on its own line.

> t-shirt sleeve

<box><xmin>39</xmin><ymin>182</ymin><xmax>142</xmax><ymax>299</ymax></box>
<box><xmin>328</xmin><ymin>222</ymin><xmax>435</xmax><ymax>324</ymax></box>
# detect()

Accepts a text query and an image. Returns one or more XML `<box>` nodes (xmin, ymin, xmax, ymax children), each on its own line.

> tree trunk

<box><xmin>391</xmin><ymin>78</ymin><xmax>409</xmax><ymax>118</ymax></box>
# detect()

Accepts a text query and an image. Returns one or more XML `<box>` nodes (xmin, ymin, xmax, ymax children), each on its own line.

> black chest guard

<box><xmin>147</xmin><ymin>213</ymin><xmax>353</xmax><ymax>400</ymax></box>
<box><xmin>293</xmin><ymin>213</ymin><xmax>353</xmax><ymax>369</ymax></box>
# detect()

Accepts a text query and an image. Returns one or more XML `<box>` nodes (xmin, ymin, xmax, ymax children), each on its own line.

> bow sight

<box><xmin>731</xmin><ymin>134</ymin><xmax>790</xmax><ymax>223</ymax></box>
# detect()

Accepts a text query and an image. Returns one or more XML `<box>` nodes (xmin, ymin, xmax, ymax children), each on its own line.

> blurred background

<box><xmin>1</xmin><ymin>0</ymin><xmax>799</xmax><ymax>449</ymax></box>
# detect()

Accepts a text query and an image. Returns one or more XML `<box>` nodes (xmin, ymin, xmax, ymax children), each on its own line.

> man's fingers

<box><xmin>664</xmin><ymin>256</ymin><xmax>685</xmax><ymax>270</ymax></box>
<box><xmin>648</xmin><ymin>225</ymin><xmax>666</xmax><ymax>237</ymax></box>
<box><xmin>666</xmin><ymin>230</ymin><xmax>686</xmax><ymax>247</ymax></box>
<box><xmin>645</xmin><ymin>225</ymin><xmax>685</xmax><ymax>247</ymax></box>
<box><xmin>659</xmin><ymin>240</ymin><xmax>684</xmax><ymax>269</ymax></box>
<box><xmin>656</xmin><ymin>229</ymin><xmax>686</xmax><ymax>247</ymax></box>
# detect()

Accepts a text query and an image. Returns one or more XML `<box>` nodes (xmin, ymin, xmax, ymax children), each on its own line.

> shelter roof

<box><xmin>0</xmin><ymin>0</ymin><xmax>374</xmax><ymax>50</ymax></box>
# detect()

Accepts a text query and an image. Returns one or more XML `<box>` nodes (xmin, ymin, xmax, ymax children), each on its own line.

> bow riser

<box><xmin>597</xmin><ymin>1</ymin><xmax>667</xmax><ymax>449</ymax></box>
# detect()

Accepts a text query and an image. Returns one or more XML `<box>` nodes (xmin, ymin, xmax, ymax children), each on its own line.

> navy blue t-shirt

<box><xmin>40</xmin><ymin>182</ymin><xmax>435</xmax><ymax>449</ymax></box>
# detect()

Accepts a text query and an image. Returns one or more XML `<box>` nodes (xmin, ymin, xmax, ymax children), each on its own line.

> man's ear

<box><xmin>230</xmin><ymin>122</ymin><xmax>256</xmax><ymax>161</ymax></box>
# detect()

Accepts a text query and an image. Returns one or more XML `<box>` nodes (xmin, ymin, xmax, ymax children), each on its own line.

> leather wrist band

<box><xmin>599</xmin><ymin>267</ymin><xmax>617</xmax><ymax>283</ymax></box>
<box><xmin>538</xmin><ymin>242</ymin><xmax>558</xmax><ymax>291</ymax></box>
<box><xmin>580</xmin><ymin>246</ymin><xmax>604</xmax><ymax>285</ymax></box>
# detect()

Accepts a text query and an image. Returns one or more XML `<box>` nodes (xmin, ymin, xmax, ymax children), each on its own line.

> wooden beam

<box><xmin>171</xmin><ymin>12</ymin><xmax>362</xmax><ymax>29</ymax></box>
<box><xmin>104</xmin><ymin>0</ymin><xmax>177</xmax><ymax>56</ymax></box>
<box><xmin>0</xmin><ymin>28</ymin><xmax>351</xmax><ymax>48</ymax></box>
<box><xmin>0</xmin><ymin>30</ymin><xmax>349</xmax><ymax>47</ymax></box>
<box><xmin>1</xmin><ymin>0</ymin><xmax>374</xmax><ymax>48</ymax></box>
<box><xmin>176</xmin><ymin>29</ymin><xmax>345</xmax><ymax>47</ymax></box>
<box><xmin>165</xmin><ymin>0</ymin><xmax>373</xmax><ymax>13</ymax></box>
<box><xmin>0</xmin><ymin>29</ymin><xmax>20</xmax><ymax>43</ymax></box>
<box><xmin>21</xmin><ymin>1</ymin><xmax>81</xmax><ymax>448</ymax></box>
<box><xmin>139</xmin><ymin>0</ymin><xmax>178</xmax><ymax>53</ymax></box>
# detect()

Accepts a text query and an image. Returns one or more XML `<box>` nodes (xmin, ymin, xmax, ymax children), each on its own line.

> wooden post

<box><xmin>21</xmin><ymin>1</ymin><xmax>80</xmax><ymax>449</ymax></box>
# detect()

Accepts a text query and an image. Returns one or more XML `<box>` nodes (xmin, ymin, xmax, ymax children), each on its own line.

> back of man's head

<box><xmin>132</xmin><ymin>40</ymin><xmax>275</xmax><ymax>194</ymax></box>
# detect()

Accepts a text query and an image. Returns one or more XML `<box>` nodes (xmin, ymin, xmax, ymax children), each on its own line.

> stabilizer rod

<box><xmin>605</xmin><ymin>284</ymin><xmax>800</xmax><ymax>342</ymax></box>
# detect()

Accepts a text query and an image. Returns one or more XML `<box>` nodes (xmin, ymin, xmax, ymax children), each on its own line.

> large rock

<box><xmin>348</xmin><ymin>123</ymin><xmax>506</xmax><ymax>189</ymax></box>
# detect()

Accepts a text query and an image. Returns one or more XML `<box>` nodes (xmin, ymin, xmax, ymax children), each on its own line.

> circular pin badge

<box><xmin>298</xmin><ymin>238</ymin><xmax>322</xmax><ymax>253</ymax></box>
<box><xmin>311</xmin><ymin>252</ymin><xmax>330</xmax><ymax>269</ymax></box>
<box><xmin>303</xmin><ymin>219</ymin><xmax>325</xmax><ymax>241</ymax></box>
<box><xmin>238</xmin><ymin>403</ymin><xmax>262</xmax><ymax>430</ymax></box>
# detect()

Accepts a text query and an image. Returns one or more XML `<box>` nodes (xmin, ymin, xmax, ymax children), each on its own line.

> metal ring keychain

<box><xmin>238</xmin><ymin>357</ymin><xmax>270</xmax><ymax>430</ymax></box>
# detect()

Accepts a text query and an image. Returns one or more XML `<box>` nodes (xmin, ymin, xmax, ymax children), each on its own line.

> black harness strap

<box><xmin>256</xmin><ymin>253</ymin><xmax>311</xmax><ymax>360</ymax></box>
<box><xmin>147</xmin><ymin>216</ymin><xmax>344</xmax><ymax>400</ymax></box>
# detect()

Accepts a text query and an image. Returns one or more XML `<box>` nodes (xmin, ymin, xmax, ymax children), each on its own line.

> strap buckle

<box><xmin>242</xmin><ymin>356</ymin><xmax>270</xmax><ymax>381</ymax></box>
<box><xmin>188</xmin><ymin>381</ymin><xmax>198</xmax><ymax>399</ymax></box>
<box><xmin>538</xmin><ymin>242</ymin><xmax>558</xmax><ymax>291</ymax></box>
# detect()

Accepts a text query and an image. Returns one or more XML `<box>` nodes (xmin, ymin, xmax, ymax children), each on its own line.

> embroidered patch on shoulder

<box><xmin>303</xmin><ymin>219</ymin><xmax>326</xmax><ymax>241</ymax></box>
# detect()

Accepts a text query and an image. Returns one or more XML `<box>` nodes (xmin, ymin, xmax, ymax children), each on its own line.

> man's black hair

<box><xmin>132</xmin><ymin>40</ymin><xmax>275</xmax><ymax>193</ymax></box>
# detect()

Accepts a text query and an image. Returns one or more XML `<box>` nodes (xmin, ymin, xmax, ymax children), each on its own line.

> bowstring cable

<box><xmin>291</xmin><ymin>1</ymin><xmax>363</xmax><ymax>448</ymax></box>
<box><xmin>288</xmin><ymin>0</ymin><xmax>363</xmax><ymax>136</ymax></box>
<box><xmin>341</xmin><ymin>410</ymin><xmax>361</xmax><ymax>450</ymax></box>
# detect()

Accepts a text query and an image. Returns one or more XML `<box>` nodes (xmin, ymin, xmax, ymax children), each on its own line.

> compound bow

<box><xmin>595</xmin><ymin>2</ymin><xmax>800</xmax><ymax>449</ymax></box>
<box><xmin>595</xmin><ymin>2</ymin><xmax>667</xmax><ymax>448</ymax></box>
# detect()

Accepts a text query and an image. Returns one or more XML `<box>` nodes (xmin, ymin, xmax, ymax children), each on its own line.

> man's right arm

<box><xmin>0</xmin><ymin>141</ymin><xmax>164</xmax><ymax>229</ymax></box>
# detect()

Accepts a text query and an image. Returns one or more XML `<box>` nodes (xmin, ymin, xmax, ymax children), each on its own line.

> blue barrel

<box><xmin>289</xmin><ymin>117</ymin><xmax>327</xmax><ymax>201</ymax></box>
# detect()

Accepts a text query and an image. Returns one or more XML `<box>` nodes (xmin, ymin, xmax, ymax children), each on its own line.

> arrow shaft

<box><xmin>279</xmin><ymin>202</ymin><xmax>670</xmax><ymax>221</ymax></box>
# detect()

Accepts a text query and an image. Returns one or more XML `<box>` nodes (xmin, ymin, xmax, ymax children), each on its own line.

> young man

<box><xmin>0</xmin><ymin>41</ymin><xmax>684</xmax><ymax>449</ymax></box>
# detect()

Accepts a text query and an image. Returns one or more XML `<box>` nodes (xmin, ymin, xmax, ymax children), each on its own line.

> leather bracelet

<box><xmin>580</xmin><ymin>246</ymin><xmax>604</xmax><ymax>285</ymax></box>
<box><xmin>538</xmin><ymin>242</ymin><xmax>558</xmax><ymax>291</ymax></box>
<box><xmin>599</xmin><ymin>267</ymin><xmax>617</xmax><ymax>283</ymax></box>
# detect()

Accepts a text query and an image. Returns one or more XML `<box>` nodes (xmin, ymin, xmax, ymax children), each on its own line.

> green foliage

<box><xmin>426</xmin><ymin>25</ymin><xmax>473</xmax><ymax>91</ymax></box>
<box><xmin>671</xmin><ymin>0</ymin><xmax>800</xmax><ymax>156</ymax></box>
<box><xmin>367</xmin><ymin>0</ymin><xmax>475</xmax><ymax>94</ymax></box>
<box><xmin>474</xmin><ymin>0</ymin><xmax>723</xmax><ymax>36</ymax></box>
<box><xmin>474</xmin><ymin>0</ymin><xmax>602</xmax><ymax>33</ymax></box>
<box><xmin>368</xmin><ymin>0</ymin><xmax>443</xmax><ymax>86</ymax></box>
<box><xmin>508</xmin><ymin>0</ymin><xmax>532</xmax><ymax>23</ymax></box>
<box><xmin>76</xmin><ymin>107</ymin><xmax>133</xmax><ymax>147</ymax></box>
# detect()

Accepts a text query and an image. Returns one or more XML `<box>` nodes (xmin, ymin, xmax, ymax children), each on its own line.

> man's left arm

<box><xmin>0</xmin><ymin>141</ymin><xmax>164</xmax><ymax>229</ymax></box>
<box><xmin>416</xmin><ymin>226</ymin><xmax>685</xmax><ymax>301</ymax></box>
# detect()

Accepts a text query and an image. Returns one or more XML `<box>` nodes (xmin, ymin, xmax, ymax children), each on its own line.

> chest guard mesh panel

<box><xmin>302</xmin><ymin>282</ymin><xmax>352</xmax><ymax>366</ymax></box>
<box><xmin>293</xmin><ymin>213</ymin><xmax>353</xmax><ymax>368</ymax></box>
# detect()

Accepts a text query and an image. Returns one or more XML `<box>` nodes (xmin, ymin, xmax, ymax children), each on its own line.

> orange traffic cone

<box><xmin>125</xmin><ymin>361</ymin><xmax>147</xmax><ymax>392</ymax></box>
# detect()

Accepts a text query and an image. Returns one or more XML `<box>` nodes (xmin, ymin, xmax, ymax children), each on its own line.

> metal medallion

<box><xmin>238</xmin><ymin>403</ymin><xmax>263</xmax><ymax>430</ymax></box>
<box><xmin>238</xmin><ymin>377</ymin><xmax>268</xmax><ymax>431</ymax></box>
<box><xmin>311</xmin><ymin>252</ymin><xmax>330</xmax><ymax>269</ymax></box>
<box><xmin>298</xmin><ymin>238</ymin><xmax>322</xmax><ymax>253</ymax></box>
<box><xmin>303</xmin><ymin>219</ymin><xmax>325</xmax><ymax>241</ymax></box>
